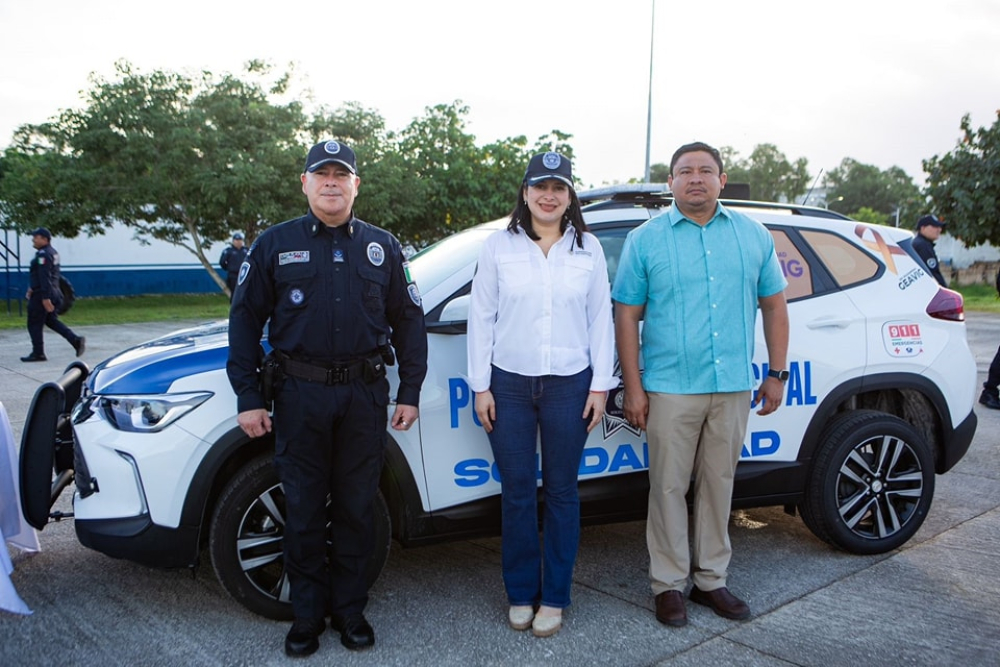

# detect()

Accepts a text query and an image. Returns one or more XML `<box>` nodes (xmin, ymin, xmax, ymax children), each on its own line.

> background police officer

<box><xmin>912</xmin><ymin>214</ymin><xmax>948</xmax><ymax>287</ymax></box>
<box><xmin>219</xmin><ymin>231</ymin><xmax>248</xmax><ymax>298</ymax></box>
<box><xmin>21</xmin><ymin>227</ymin><xmax>85</xmax><ymax>362</ymax></box>
<box><xmin>226</xmin><ymin>140</ymin><xmax>427</xmax><ymax>658</ymax></box>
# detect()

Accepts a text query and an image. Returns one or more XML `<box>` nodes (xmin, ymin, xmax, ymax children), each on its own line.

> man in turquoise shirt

<box><xmin>613</xmin><ymin>142</ymin><xmax>789</xmax><ymax>627</ymax></box>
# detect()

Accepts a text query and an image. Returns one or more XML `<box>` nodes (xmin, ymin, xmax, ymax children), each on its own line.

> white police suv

<box><xmin>20</xmin><ymin>186</ymin><xmax>978</xmax><ymax>619</ymax></box>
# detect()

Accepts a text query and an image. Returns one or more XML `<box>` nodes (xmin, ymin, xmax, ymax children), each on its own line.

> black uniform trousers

<box><xmin>986</xmin><ymin>344</ymin><xmax>1000</xmax><ymax>395</ymax></box>
<box><xmin>273</xmin><ymin>373</ymin><xmax>389</xmax><ymax>620</ymax></box>
<box><xmin>27</xmin><ymin>295</ymin><xmax>78</xmax><ymax>355</ymax></box>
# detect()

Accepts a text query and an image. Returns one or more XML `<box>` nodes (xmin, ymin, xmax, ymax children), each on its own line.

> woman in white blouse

<box><xmin>467</xmin><ymin>152</ymin><xmax>618</xmax><ymax>638</ymax></box>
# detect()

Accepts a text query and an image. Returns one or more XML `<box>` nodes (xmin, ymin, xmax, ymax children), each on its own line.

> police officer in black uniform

<box><xmin>219</xmin><ymin>231</ymin><xmax>248</xmax><ymax>299</ymax></box>
<box><xmin>912</xmin><ymin>214</ymin><xmax>948</xmax><ymax>287</ymax></box>
<box><xmin>21</xmin><ymin>227</ymin><xmax>85</xmax><ymax>362</ymax></box>
<box><xmin>227</xmin><ymin>140</ymin><xmax>427</xmax><ymax>658</ymax></box>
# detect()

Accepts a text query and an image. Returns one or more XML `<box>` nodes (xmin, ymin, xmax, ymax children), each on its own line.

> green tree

<box><xmin>649</xmin><ymin>163</ymin><xmax>670</xmax><ymax>183</ymax></box>
<box><xmin>0</xmin><ymin>59</ymin><xmax>307</xmax><ymax>294</ymax></box>
<box><xmin>393</xmin><ymin>102</ymin><xmax>559</xmax><ymax>245</ymax></box>
<box><xmin>851</xmin><ymin>206</ymin><xmax>890</xmax><ymax>226</ymax></box>
<box><xmin>720</xmin><ymin>144</ymin><xmax>810</xmax><ymax>202</ymax></box>
<box><xmin>823</xmin><ymin>158</ymin><xmax>922</xmax><ymax>221</ymax></box>
<box><xmin>923</xmin><ymin>111</ymin><xmax>1000</xmax><ymax>246</ymax></box>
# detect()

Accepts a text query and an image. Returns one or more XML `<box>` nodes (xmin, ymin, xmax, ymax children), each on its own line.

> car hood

<box><xmin>89</xmin><ymin>320</ymin><xmax>232</xmax><ymax>395</ymax></box>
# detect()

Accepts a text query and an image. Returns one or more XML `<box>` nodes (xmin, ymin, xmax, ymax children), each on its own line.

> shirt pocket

<box><xmin>562</xmin><ymin>254</ymin><xmax>594</xmax><ymax>294</ymax></box>
<box><xmin>357</xmin><ymin>264</ymin><xmax>389</xmax><ymax>314</ymax></box>
<box><xmin>274</xmin><ymin>263</ymin><xmax>316</xmax><ymax>310</ymax></box>
<box><xmin>497</xmin><ymin>253</ymin><xmax>532</xmax><ymax>289</ymax></box>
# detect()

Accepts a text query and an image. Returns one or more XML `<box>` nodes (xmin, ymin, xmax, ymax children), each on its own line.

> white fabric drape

<box><xmin>1</xmin><ymin>401</ymin><xmax>39</xmax><ymax>615</ymax></box>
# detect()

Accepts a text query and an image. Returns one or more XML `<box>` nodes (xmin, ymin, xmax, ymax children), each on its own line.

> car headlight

<box><xmin>96</xmin><ymin>392</ymin><xmax>213</xmax><ymax>433</ymax></box>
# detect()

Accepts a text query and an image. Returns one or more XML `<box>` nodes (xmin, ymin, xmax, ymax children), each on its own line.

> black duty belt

<box><xmin>280</xmin><ymin>357</ymin><xmax>368</xmax><ymax>385</ymax></box>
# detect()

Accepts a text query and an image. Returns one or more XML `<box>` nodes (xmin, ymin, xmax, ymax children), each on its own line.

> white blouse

<box><xmin>467</xmin><ymin>226</ymin><xmax>618</xmax><ymax>394</ymax></box>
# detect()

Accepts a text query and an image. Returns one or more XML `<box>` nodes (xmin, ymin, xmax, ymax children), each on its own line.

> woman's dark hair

<box><xmin>506</xmin><ymin>181</ymin><xmax>588</xmax><ymax>250</ymax></box>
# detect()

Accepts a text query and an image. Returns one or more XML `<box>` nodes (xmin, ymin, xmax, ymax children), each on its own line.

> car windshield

<box><xmin>406</xmin><ymin>221</ymin><xmax>502</xmax><ymax>294</ymax></box>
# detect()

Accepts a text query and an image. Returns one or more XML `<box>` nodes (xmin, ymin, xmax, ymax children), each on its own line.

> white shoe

<box><xmin>508</xmin><ymin>606</ymin><xmax>534</xmax><ymax>631</ymax></box>
<box><xmin>531</xmin><ymin>611</ymin><xmax>562</xmax><ymax>638</ymax></box>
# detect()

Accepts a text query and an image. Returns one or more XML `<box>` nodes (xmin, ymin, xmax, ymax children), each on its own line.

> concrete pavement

<box><xmin>2</xmin><ymin>314</ymin><xmax>999</xmax><ymax>666</ymax></box>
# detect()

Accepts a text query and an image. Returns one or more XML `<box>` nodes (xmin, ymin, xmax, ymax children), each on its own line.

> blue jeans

<box><xmin>486</xmin><ymin>365</ymin><xmax>592</xmax><ymax>608</ymax></box>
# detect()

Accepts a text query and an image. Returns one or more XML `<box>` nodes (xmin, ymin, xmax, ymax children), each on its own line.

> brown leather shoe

<box><xmin>654</xmin><ymin>590</ymin><xmax>687</xmax><ymax>627</ymax></box>
<box><xmin>689</xmin><ymin>586</ymin><xmax>751</xmax><ymax>620</ymax></box>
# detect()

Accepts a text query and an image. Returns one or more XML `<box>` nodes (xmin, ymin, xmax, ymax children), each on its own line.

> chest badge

<box><xmin>367</xmin><ymin>242</ymin><xmax>385</xmax><ymax>267</ymax></box>
<box><xmin>289</xmin><ymin>288</ymin><xmax>305</xmax><ymax>305</ymax></box>
<box><xmin>333</xmin><ymin>249</ymin><xmax>345</xmax><ymax>263</ymax></box>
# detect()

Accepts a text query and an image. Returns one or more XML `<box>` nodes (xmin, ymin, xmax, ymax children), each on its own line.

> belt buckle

<box><xmin>326</xmin><ymin>366</ymin><xmax>348</xmax><ymax>385</ymax></box>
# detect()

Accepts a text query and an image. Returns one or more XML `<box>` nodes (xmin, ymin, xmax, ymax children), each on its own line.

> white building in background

<box><xmin>5</xmin><ymin>221</ymin><xmax>232</xmax><ymax>298</ymax></box>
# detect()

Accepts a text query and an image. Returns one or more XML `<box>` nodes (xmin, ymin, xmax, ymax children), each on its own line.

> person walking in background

<box><xmin>980</xmin><ymin>265</ymin><xmax>1000</xmax><ymax>410</ymax></box>
<box><xmin>613</xmin><ymin>141</ymin><xmax>789</xmax><ymax>627</ymax></box>
<box><xmin>467</xmin><ymin>152</ymin><xmax>618</xmax><ymax>638</ymax></box>
<box><xmin>912</xmin><ymin>214</ymin><xmax>948</xmax><ymax>287</ymax></box>
<box><xmin>21</xmin><ymin>227</ymin><xmax>85</xmax><ymax>362</ymax></box>
<box><xmin>227</xmin><ymin>140</ymin><xmax>428</xmax><ymax>657</ymax></box>
<box><xmin>219</xmin><ymin>232</ymin><xmax>248</xmax><ymax>299</ymax></box>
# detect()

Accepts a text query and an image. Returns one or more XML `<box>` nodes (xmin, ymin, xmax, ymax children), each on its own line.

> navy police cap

<box><xmin>524</xmin><ymin>152</ymin><xmax>574</xmax><ymax>189</ymax></box>
<box><xmin>304</xmin><ymin>140</ymin><xmax>358</xmax><ymax>175</ymax></box>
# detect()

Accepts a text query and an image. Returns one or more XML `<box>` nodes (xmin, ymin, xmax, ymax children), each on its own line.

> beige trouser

<box><xmin>646</xmin><ymin>391</ymin><xmax>751</xmax><ymax>594</ymax></box>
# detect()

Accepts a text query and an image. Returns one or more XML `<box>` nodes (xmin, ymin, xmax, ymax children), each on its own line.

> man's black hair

<box><xmin>669</xmin><ymin>141</ymin><xmax>724</xmax><ymax>176</ymax></box>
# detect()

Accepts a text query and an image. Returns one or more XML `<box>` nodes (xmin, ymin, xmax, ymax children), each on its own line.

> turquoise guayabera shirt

<box><xmin>611</xmin><ymin>203</ymin><xmax>787</xmax><ymax>394</ymax></box>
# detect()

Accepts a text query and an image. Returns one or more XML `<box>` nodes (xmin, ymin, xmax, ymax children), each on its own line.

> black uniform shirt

<box><xmin>227</xmin><ymin>211</ymin><xmax>428</xmax><ymax>413</ymax></box>
<box><xmin>29</xmin><ymin>244</ymin><xmax>62</xmax><ymax>301</ymax></box>
<box><xmin>912</xmin><ymin>233</ymin><xmax>947</xmax><ymax>287</ymax></box>
<box><xmin>220</xmin><ymin>245</ymin><xmax>248</xmax><ymax>278</ymax></box>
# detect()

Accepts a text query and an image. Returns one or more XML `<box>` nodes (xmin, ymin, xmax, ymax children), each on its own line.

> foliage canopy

<box><xmin>0</xmin><ymin>62</ymin><xmax>572</xmax><ymax>294</ymax></box>
<box><xmin>923</xmin><ymin>111</ymin><xmax>1000</xmax><ymax>246</ymax></box>
<box><xmin>823</xmin><ymin>158</ymin><xmax>922</xmax><ymax>223</ymax></box>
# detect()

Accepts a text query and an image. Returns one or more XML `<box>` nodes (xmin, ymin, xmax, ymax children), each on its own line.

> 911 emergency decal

<box><xmin>367</xmin><ymin>242</ymin><xmax>385</xmax><ymax>266</ymax></box>
<box><xmin>883</xmin><ymin>322</ymin><xmax>924</xmax><ymax>357</ymax></box>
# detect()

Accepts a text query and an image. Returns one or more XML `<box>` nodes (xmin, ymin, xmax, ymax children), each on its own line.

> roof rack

<box><xmin>577</xmin><ymin>183</ymin><xmax>851</xmax><ymax>220</ymax></box>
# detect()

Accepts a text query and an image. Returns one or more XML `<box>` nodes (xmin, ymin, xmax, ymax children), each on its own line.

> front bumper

<box><xmin>76</xmin><ymin>515</ymin><xmax>201</xmax><ymax>569</ymax></box>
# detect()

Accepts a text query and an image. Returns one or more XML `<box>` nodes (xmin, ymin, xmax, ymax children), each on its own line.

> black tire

<box><xmin>209</xmin><ymin>454</ymin><xmax>391</xmax><ymax>620</ymax></box>
<box><xmin>799</xmin><ymin>410</ymin><xmax>934</xmax><ymax>555</ymax></box>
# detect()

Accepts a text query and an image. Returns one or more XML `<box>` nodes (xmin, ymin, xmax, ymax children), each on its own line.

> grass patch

<box><xmin>954</xmin><ymin>284</ymin><xmax>1000</xmax><ymax>314</ymax></box>
<box><xmin>0</xmin><ymin>293</ymin><xmax>231</xmax><ymax>330</ymax></box>
<box><xmin>1</xmin><ymin>285</ymin><xmax>996</xmax><ymax>332</ymax></box>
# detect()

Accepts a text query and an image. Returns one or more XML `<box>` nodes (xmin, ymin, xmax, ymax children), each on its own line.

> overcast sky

<box><xmin>2</xmin><ymin>0</ymin><xmax>998</xmax><ymax>200</ymax></box>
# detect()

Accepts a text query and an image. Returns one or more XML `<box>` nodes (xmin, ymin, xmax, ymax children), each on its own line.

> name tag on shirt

<box><xmin>278</xmin><ymin>251</ymin><xmax>310</xmax><ymax>265</ymax></box>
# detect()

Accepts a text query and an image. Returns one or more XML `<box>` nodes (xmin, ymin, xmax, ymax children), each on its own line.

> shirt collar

<box><xmin>667</xmin><ymin>201</ymin><xmax>731</xmax><ymax>227</ymax></box>
<box><xmin>306</xmin><ymin>211</ymin><xmax>357</xmax><ymax>238</ymax></box>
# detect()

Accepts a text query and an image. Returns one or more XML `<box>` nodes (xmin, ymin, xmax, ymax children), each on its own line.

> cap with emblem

<box><xmin>916</xmin><ymin>214</ymin><xmax>945</xmax><ymax>229</ymax></box>
<box><xmin>304</xmin><ymin>140</ymin><xmax>358</xmax><ymax>175</ymax></box>
<box><xmin>524</xmin><ymin>152</ymin><xmax>574</xmax><ymax>189</ymax></box>
<box><xmin>232</xmin><ymin>232</ymin><xmax>244</xmax><ymax>240</ymax></box>
<box><xmin>30</xmin><ymin>227</ymin><xmax>52</xmax><ymax>240</ymax></box>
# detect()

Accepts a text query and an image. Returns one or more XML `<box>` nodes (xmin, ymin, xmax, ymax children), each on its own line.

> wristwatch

<box><xmin>767</xmin><ymin>369</ymin><xmax>789</xmax><ymax>382</ymax></box>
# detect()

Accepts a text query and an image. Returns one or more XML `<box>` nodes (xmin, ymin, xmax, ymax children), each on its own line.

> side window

<box><xmin>799</xmin><ymin>229</ymin><xmax>879</xmax><ymax>288</ymax></box>
<box><xmin>591</xmin><ymin>228</ymin><xmax>631</xmax><ymax>286</ymax></box>
<box><xmin>771</xmin><ymin>229</ymin><xmax>813</xmax><ymax>300</ymax></box>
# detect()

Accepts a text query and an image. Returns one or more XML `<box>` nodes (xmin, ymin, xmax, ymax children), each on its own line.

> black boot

<box><xmin>979</xmin><ymin>390</ymin><xmax>1000</xmax><ymax>410</ymax></box>
<box><xmin>284</xmin><ymin>617</ymin><xmax>325</xmax><ymax>657</ymax></box>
